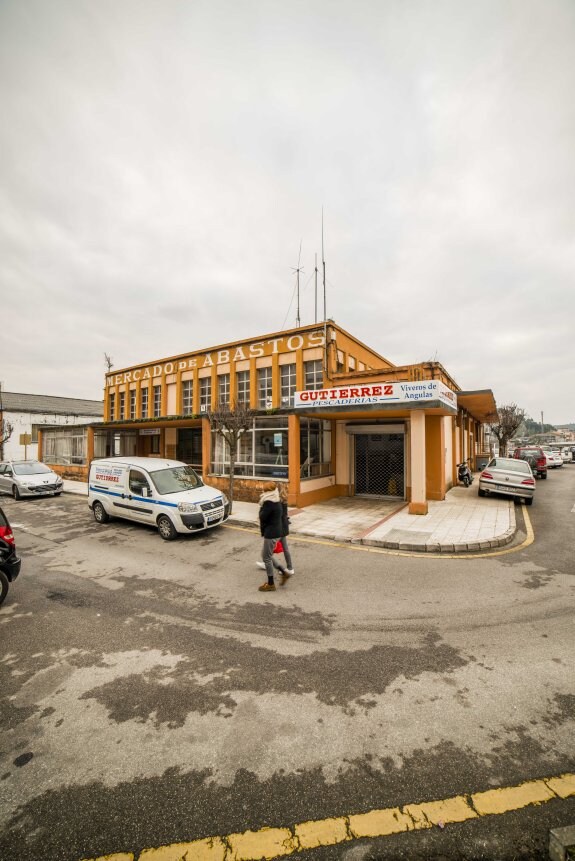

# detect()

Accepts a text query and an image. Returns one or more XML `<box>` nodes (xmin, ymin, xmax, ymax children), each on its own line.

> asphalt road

<box><xmin>0</xmin><ymin>467</ymin><xmax>574</xmax><ymax>861</ymax></box>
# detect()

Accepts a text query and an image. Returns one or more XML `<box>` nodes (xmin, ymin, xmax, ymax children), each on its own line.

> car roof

<box><xmin>91</xmin><ymin>457</ymin><xmax>185</xmax><ymax>473</ymax></box>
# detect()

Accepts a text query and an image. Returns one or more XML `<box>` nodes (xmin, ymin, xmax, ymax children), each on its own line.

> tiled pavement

<box><xmin>65</xmin><ymin>478</ymin><xmax>517</xmax><ymax>554</ymax></box>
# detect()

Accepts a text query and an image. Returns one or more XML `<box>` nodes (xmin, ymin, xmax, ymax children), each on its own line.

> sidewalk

<box><xmin>64</xmin><ymin>479</ymin><xmax>516</xmax><ymax>553</ymax></box>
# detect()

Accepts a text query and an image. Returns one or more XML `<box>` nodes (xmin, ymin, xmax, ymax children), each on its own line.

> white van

<box><xmin>88</xmin><ymin>457</ymin><xmax>229</xmax><ymax>540</ymax></box>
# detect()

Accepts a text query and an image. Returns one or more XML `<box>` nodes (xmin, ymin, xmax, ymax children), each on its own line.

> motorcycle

<box><xmin>457</xmin><ymin>460</ymin><xmax>473</xmax><ymax>487</ymax></box>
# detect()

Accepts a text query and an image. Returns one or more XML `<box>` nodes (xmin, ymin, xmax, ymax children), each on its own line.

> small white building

<box><xmin>0</xmin><ymin>391</ymin><xmax>103</xmax><ymax>461</ymax></box>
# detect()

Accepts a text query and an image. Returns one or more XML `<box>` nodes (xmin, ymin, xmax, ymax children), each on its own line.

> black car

<box><xmin>0</xmin><ymin>503</ymin><xmax>22</xmax><ymax>606</ymax></box>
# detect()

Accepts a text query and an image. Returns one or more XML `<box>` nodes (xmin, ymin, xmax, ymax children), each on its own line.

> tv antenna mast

<box><xmin>291</xmin><ymin>240</ymin><xmax>304</xmax><ymax>327</ymax></box>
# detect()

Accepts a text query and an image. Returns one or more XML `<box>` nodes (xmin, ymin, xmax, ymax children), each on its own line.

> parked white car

<box><xmin>0</xmin><ymin>460</ymin><xmax>64</xmax><ymax>499</ymax></box>
<box><xmin>544</xmin><ymin>449</ymin><xmax>563</xmax><ymax>468</ymax></box>
<box><xmin>560</xmin><ymin>447</ymin><xmax>573</xmax><ymax>464</ymax></box>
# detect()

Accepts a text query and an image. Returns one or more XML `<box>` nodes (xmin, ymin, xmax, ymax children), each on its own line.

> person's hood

<box><xmin>259</xmin><ymin>488</ymin><xmax>280</xmax><ymax>506</ymax></box>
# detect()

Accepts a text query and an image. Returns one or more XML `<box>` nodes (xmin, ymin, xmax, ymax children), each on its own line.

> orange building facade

<box><xmin>42</xmin><ymin>322</ymin><xmax>497</xmax><ymax>513</ymax></box>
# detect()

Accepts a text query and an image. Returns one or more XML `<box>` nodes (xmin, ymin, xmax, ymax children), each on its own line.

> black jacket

<box><xmin>259</xmin><ymin>500</ymin><xmax>283</xmax><ymax>539</ymax></box>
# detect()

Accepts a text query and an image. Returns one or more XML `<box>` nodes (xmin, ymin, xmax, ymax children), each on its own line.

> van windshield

<box><xmin>150</xmin><ymin>465</ymin><xmax>203</xmax><ymax>495</ymax></box>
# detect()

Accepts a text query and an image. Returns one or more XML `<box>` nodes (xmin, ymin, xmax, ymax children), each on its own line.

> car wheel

<box><xmin>0</xmin><ymin>570</ymin><xmax>8</xmax><ymax>607</ymax></box>
<box><xmin>12</xmin><ymin>484</ymin><xmax>21</xmax><ymax>500</ymax></box>
<box><xmin>478</xmin><ymin>488</ymin><xmax>486</xmax><ymax>497</ymax></box>
<box><xmin>540</xmin><ymin>472</ymin><xmax>547</xmax><ymax>479</ymax></box>
<box><xmin>157</xmin><ymin>514</ymin><xmax>178</xmax><ymax>541</ymax></box>
<box><xmin>92</xmin><ymin>501</ymin><xmax>110</xmax><ymax>524</ymax></box>
<box><xmin>525</xmin><ymin>497</ymin><xmax>533</xmax><ymax>505</ymax></box>
<box><xmin>54</xmin><ymin>492</ymin><xmax>62</xmax><ymax>497</ymax></box>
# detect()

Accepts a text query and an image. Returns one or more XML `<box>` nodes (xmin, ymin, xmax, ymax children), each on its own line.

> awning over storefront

<box><xmin>457</xmin><ymin>390</ymin><xmax>498</xmax><ymax>423</ymax></box>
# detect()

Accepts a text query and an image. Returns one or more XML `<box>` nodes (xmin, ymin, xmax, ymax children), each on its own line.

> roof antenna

<box><xmin>314</xmin><ymin>253</ymin><xmax>318</xmax><ymax>323</ymax></box>
<box><xmin>291</xmin><ymin>240</ymin><xmax>304</xmax><ymax>328</ymax></box>
<box><xmin>322</xmin><ymin>208</ymin><xmax>327</xmax><ymax>321</ymax></box>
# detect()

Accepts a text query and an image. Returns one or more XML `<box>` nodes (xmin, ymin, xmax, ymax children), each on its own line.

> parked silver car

<box><xmin>478</xmin><ymin>457</ymin><xmax>535</xmax><ymax>505</ymax></box>
<box><xmin>0</xmin><ymin>460</ymin><xmax>63</xmax><ymax>499</ymax></box>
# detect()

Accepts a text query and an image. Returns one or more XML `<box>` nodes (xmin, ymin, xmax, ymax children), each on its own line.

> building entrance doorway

<box><xmin>177</xmin><ymin>428</ymin><xmax>203</xmax><ymax>473</ymax></box>
<box><xmin>355</xmin><ymin>432</ymin><xmax>405</xmax><ymax>498</ymax></box>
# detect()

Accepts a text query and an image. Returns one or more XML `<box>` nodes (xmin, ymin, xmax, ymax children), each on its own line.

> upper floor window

<box><xmin>237</xmin><ymin>370</ymin><xmax>250</xmax><ymax>405</ymax></box>
<box><xmin>119</xmin><ymin>392</ymin><xmax>126</xmax><ymax>420</ymax></box>
<box><xmin>304</xmin><ymin>359</ymin><xmax>323</xmax><ymax>390</ymax></box>
<box><xmin>182</xmin><ymin>380</ymin><xmax>193</xmax><ymax>415</ymax></box>
<box><xmin>280</xmin><ymin>364</ymin><xmax>296</xmax><ymax>406</ymax></box>
<box><xmin>200</xmin><ymin>377</ymin><xmax>211</xmax><ymax>411</ymax></box>
<box><xmin>141</xmin><ymin>387</ymin><xmax>149</xmax><ymax>419</ymax></box>
<box><xmin>153</xmin><ymin>385</ymin><xmax>162</xmax><ymax>418</ymax></box>
<box><xmin>218</xmin><ymin>374</ymin><xmax>230</xmax><ymax>408</ymax></box>
<box><xmin>130</xmin><ymin>390</ymin><xmax>136</xmax><ymax>419</ymax></box>
<box><xmin>108</xmin><ymin>392</ymin><xmax>116</xmax><ymax>420</ymax></box>
<box><xmin>258</xmin><ymin>367</ymin><xmax>273</xmax><ymax>409</ymax></box>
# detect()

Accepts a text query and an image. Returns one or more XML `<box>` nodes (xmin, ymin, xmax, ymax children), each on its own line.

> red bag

<box><xmin>273</xmin><ymin>539</ymin><xmax>284</xmax><ymax>554</ymax></box>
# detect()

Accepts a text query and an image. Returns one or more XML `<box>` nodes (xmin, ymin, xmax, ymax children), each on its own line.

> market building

<box><xmin>38</xmin><ymin>322</ymin><xmax>497</xmax><ymax>514</ymax></box>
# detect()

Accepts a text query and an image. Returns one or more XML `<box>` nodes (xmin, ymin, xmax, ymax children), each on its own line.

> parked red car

<box><xmin>512</xmin><ymin>446</ymin><xmax>547</xmax><ymax>479</ymax></box>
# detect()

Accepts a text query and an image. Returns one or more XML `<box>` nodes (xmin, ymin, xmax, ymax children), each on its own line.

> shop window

<box><xmin>182</xmin><ymin>380</ymin><xmax>193</xmax><ymax>415</ymax></box>
<box><xmin>141</xmin><ymin>387</ymin><xmax>149</xmax><ymax>419</ymax></box>
<box><xmin>304</xmin><ymin>359</ymin><xmax>323</xmax><ymax>390</ymax></box>
<box><xmin>300</xmin><ymin>418</ymin><xmax>332</xmax><ymax>479</ymax></box>
<box><xmin>153</xmin><ymin>385</ymin><xmax>162</xmax><ymax>418</ymax></box>
<box><xmin>41</xmin><ymin>429</ymin><xmax>86</xmax><ymax>465</ymax></box>
<box><xmin>150</xmin><ymin>434</ymin><xmax>161</xmax><ymax>454</ymax></box>
<box><xmin>280</xmin><ymin>364</ymin><xmax>296</xmax><ymax>406</ymax></box>
<box><xmin>108</xmin><ymin>392</ymin><xmax>116</xmax><ymax>420</ymax></box>
<box><xmin>236</xmin><ymin>370</ymin><xmax>250</xmax><ymax>405</ymax></box>
<box><xmin>200</xmin><ymin>377</ymin><xmax>211</xmax><ymax>412</ymax></box>
<box><xmin>218</xmin><ymin>374</ymin><xmax>230</xmax><ymax>408</ymax></box>
<box><xmin>119</xmin><ymin>392</ymin><xmax>126</xmax><ymax>420</ymax></box>
<box><xmin>130</xmin><ymin>390</ymin><xmax>136</xmax><ymax>419</ymax></box>
<box><xmin>258</xmin><ymin>367</ymin><xmax>273</xmax><ymax>409</ymax></box>
<box><xmin>211</xmin><ymin>416</ymin><xmax>289</xmax><ymax>479</ymax></box>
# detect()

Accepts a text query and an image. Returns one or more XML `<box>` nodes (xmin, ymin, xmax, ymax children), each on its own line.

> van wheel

<box><xmin>92</xmin><ymin>501</ymin><xmax>109</xmax><ymax>524</ymax></box>
<box><xmin>12</xmin><ymin>485</ymin><xmax>21</xmax><ymax>500</ymax></box>
<box><xmin>0</xmin><ymin>571</ymin><xmax>8</xmax><ymax>607</ymax></box>
<box><xmin>478</xmin><ymin>488</ymin><xmax>486</xmax><ymax>497</ymax></box>
<box><xmin>157</xmin><ymin>515</ymin><xmax>177</xmax><ymax>541</ymax></box>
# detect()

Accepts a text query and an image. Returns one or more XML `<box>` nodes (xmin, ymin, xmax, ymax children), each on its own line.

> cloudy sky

<box><xmin>1</xmin><ymin>0</ymin><xmax>574</xmax><ymax>425</ymax></box>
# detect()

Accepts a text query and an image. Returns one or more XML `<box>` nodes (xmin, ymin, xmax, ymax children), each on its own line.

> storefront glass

<box><xmin>211</xmin><ymin>416</ymin><xmax>289</xmax><ymax>479</ymax></box>
<box><xmin>300</xmin><ymin>419</ymin><xmax>332</xmax><ymax>478</ymax></box>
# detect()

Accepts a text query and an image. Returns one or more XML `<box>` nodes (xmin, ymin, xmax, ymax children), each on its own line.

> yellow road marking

<box><xmin>80</xmin><ymin>771</ymin><xmax>574</xmax><ymax>861</ymax></box>
<box><xmin>225</xmin><ymin>503</ymin><xmax>534</xmax><ymax>560</ymax></box>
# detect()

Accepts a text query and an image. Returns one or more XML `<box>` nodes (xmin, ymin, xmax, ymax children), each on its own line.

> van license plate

<box><xmin>207</xmin><ymin>512</ymin><xmax>222</xmax><ymax>523</ymax></box>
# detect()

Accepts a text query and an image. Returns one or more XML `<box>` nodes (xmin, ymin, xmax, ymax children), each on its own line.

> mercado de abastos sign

<box><xmin>106</xmin><ymin>331</ymin><xmax>326</xmax><ymax>388</ymax></box>
<box><xmin>294</xmin><ymin>380</ymin><xmax>457</xmax><ymax>410</ymax></box>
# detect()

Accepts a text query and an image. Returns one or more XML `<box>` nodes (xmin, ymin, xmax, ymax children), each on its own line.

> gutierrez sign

<box><xmin>294</xmin><ymin>380</ymin><xmax>457</xmax><ymax>410</ymax></box>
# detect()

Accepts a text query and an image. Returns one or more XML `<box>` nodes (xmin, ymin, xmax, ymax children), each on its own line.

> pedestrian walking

<box><xmin>257</xmin><ymin>483</ymin><xmax>294</xmax><ymax>585</ymax></box>
<box><xmin>257</xmin><ymin>481</ymin><xmax>291</xmax><ymax>592</ymax></box>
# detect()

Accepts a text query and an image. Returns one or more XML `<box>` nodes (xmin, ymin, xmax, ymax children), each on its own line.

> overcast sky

<box><xmin>1</xmin><ymin>0</ymin><xmax>574</xmax><ymax>425</ymax></box>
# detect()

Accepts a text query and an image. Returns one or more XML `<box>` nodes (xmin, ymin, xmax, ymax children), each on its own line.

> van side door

<box><xmin>118</xmin><ymin>468</ymin><xmax>156</xmax><ymax>524</ymax></box>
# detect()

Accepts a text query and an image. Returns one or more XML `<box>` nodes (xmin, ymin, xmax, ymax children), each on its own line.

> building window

<box><xmin>211</xmin><ymin>416</ymin><xmax>289</xmax><ymax>479</ymax></box>
<box><xmin>130</xmin><ymin>390</ymin><xmax>136</xmax><ymax>419</ymax></box>
<box><xmin>141</xmin><ymin>387</ymin><xmax>149</xmax><ymax>419</ymax></box>
<box><xmin>153</xmin><ymin>385</ymin><xmax>162</xmax><ymax>418</ymax></box>
<box><xmin>304</xmin><ymin>359</ymin><xmax>323</xmax><ymax>390</ymax></box>
<box><xmin>218</xmin><ymin>374</ymin><xmax>230</xmax><ymax>408</ymax></box>
<box><xmin>257</xmin><ymin>367</ymin><xmax>273</xmax><ymax>409</ymax></box>
<box><xmin>119</xmin><ymin>392</ymin><xmax>126</xmax><ymax>420</ymax></box>
<box><xmin>236</xmin><ymin>370</ymin><xmax>250</xmax><ymax>405</ymax></box>
<box><xmin>150</xmin><ymin>434</ymin><xmax>161</xmax><ymax>454</ymax></box>
<box><xmin>300</xmin><ymin>419</ymin><xmax>332</xmax><ymax>479</ymax></box>
<box><xmin>200</xmin><ymin>377</ymin><xmax>211</xmax><ymax>412</ymax></box>
<box><xmin>182</xmin><ymin>380</ymin><xmax>193</xmax><ymax>415</ymax></box>
<box><xmin>280</xmin><ymin>364</ymin><xmax>296</xmax><ymax>406</ymax></box>
<box><xmin>108</xmin><ymin>392</ymin><xmax>116</xmax><ymax>420</ymax></box>
<box><xmin>42</xmin><ymin>429</ymin><xmax>87</xmax><ymax>465</ymax></box>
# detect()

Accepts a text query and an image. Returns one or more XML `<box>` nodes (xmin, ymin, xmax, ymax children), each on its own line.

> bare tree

<box><xmin>490</xmin><ymin>403</ymin><xmax>526</xmax><ymax>456</ymax></box>
<box><xmin>207</xmin><ymin>400</ymin><xmax>256</xmax><ymax>513</ymax></box>
<box><xmin>0</xmin><ymin>417</ymin><xmax>13</xmax><ymax>460</ymax></box>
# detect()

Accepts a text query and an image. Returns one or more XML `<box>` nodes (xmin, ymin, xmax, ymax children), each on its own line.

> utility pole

<box><xmin>541</xmin><ymin>411</ymin><xmax>544</xmax><ymax>435</ymax></box>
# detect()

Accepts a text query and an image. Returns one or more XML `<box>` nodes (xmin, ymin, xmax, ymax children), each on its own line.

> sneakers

<box><xmin>258</xmin><ymin>582</ymin><xmax>276</xmax><ymax>592</ymax></box>
<box><xmin>285</xmin><ymin>568</ymin><xmax>295</xmax><ymax>576</ymax></box>
<box><xmin>279</xmin><ymin>570</ymin><xmax>291</xmax><ymax>586</ymax></box>
<box><xmin>256</xmin><ymin>561</ymin><xmax>266</xmax><ymax>570</ymax></box>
